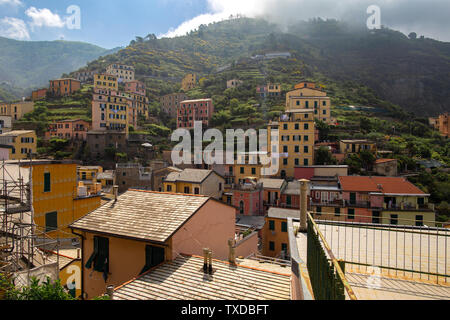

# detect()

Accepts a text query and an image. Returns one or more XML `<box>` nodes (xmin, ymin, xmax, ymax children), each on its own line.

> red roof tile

<box><xmin>339</xmin><ymin>176</ymin><xmax>426</xmax><ymax>195</ymax></box>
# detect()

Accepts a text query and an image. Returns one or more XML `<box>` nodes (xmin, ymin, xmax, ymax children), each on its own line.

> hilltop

<box><xmin>0</xmin><ymin>36</ymin><xmax>120</xmax><ymax>100</ymax></box>
<box><xmin>73</xmin><ymin>17</ymin><xmax>450</xmax><ymax>116</ymax></box>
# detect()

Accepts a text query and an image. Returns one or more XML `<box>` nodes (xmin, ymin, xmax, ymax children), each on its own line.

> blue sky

<box><xmin>0</xmin><ymin>0</ymin><xmax>449</xmax><ymax>48</ymax></box>
<box><xmin>0</xmin><ymin>0</ymin><xmax>210</xmax><ymax>48</ymax></box>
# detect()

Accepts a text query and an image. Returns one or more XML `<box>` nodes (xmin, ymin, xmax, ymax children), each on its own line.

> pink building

<box><xmin>125</xmin><ymin>80</ymin><xmax>146</xmax><ymax>96</ymax></box>
<box><xmin>46</xmin><ymin>119</ymin><xmax>91</xmax><ymax>141</ymax></box>
<box><xmin>177</xmin><ymin>99</ymin><xmax>214</xmax><ymax>129</ymax></box>
<box><xmin>232</xmin><ymin>178</ymin><xmax>264</xmax><ymax>216</ymax></box>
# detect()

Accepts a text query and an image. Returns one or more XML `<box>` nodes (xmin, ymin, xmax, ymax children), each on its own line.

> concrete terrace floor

<box><xmin>294</xmin><ymin>222</ymin><xmax>450</xmax><ymax>300</ymax></box>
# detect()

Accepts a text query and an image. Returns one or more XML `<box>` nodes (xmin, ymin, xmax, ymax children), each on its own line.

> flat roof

<box><xmin>113</xmin><ymin>255</ymin><xmax>291</xmax><ymax>300</ymax></box>
<box><xmin>0</xmin><ymin>130</ymin><xmax>34</xmax><ymax>137</ymax></box>
<box><xmin>258</xmin><ymin>178</ymin><xmax>286</xmax><ymax>190</ymax></box>
<box><xmin>268</xmin><ymin>207</ymin><xmax>299</xmax><ymax>220</ymax></box>
<box><xmin>236</xmin><ymin>214</ymin><xmax>266</xmax><ymax>230</ymax></box>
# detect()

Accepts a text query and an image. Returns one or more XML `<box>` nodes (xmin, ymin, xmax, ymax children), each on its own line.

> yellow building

<box><xmin>286</xmin><ymin>82</ymin><xmax>331</xmax><ymax>124</ymax></box>
<box><xmin>163</xmin><ymin>168</ymin><xmax>225</xmax><ymax>200</ymax></box>
<box><xmin>181</xmin><ymin>73</ymin><xmax>197</xmax><ymax>91</ymax></box>
<box><xmin>0</xmin><ymin>101</ymin><xmax>34</xmax><ymax>121</ymax></box>
<box><xmin>268</xmin><ymin>110</ymin><xmax>315</xmax><ymax>178</ymax></box>
<box><xmin>262</xmin><ymin>207</ymin><xmax>299</xmax><ymax>258</ymax></box>
<box><xmin>22</xmin><ymin>160</ymin><xmax>102</xmax><ymax>239</ymax></box>
<box><xmin>339</xmin><ymin>140</ymin><xmax>377</xmax><ymax>156</ymax></box>
<box><xmin>0</xmin><ymin>130</ymin><xmax>37</xmax><ymax>160</ymax></box>
<box><xmin>94</xmin><ymin>74</ymin><xmax>118</xmax><ymax>91</ymax></box>
<box><xmin>77</xmin><ymin>166</ymin><xmax>103</xmax><ymax>196</ymax></box>
<box><xmin>92</xmin><ymin>89</ymin><xmax>129</xmax><ymax>134</ymax></box>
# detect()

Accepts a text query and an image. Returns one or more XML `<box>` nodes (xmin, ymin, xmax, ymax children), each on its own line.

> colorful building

<box><xmin>374</xmin><ymin>158</ymin><xmax>398</xmax><ymax>176</ymax></box>
<box><xmin>339</xmin><ymin>139</ymin><xmax>377</xmax><ymax>156</ymax></box>
<box><xmin>262</xmin><ymin>207</ymin><xmax>298</xmax><ymax>258</ymax></box>
<box><xmin>267</xmin><ymin>110</ymin><xmax>315</xmax><ymax>178</ymax></box>
<box><xmin>338</xmin><ymin>176</ymin><xmax>435</xmax><ymax>226</ymax></box>
<box><xmin>435</xmin><ymin>113</ymin><xmax>449</xmax><ymax>138</ymax></box>
<box><xmin>0</xmin><ymin>116</ymin><xmax>12</xmax><ymax>134</ymax></box>
<box><xmin>17</xmin><ymin>160</ymin><xmax>102</xmax><ymax>239</ymax></box>
<box><xmin>286</xmin><ymin>82</ymin><xmax>331</xmax><ymax>124</ymax></box>
<box><xmin>77</xmin><ymin>166</ymin><xmax>103</xmax><ymax>196</ymax></box>
<box><xmin>294</xmin><ymin>165</ymin><xmax>349</xmax><ymax>181</ymax></box>
<box><xmin>49</xmin><ymin>79</ymin><xmax>81</xmax><ymax>97</ymax></box>
<box><xmin>74</xmin><ymin>71</ymin><xmax>96</xmax><ymax>83</ymax></box>
<box><xmin>70</xmin><ymin>190</ymin><xmax>237</xmax><ymax>299</ymax></box>
<box><xmin>31</xmin><ymin>88</ymin><xmax>47</xmax><ymax>101</ymax></box>
<box><xmin>231</xmin><ymin>178</ymin><xmax>264</xmax><ymax>216</ymax></box>
<box><xmin>259</xmin><ymin>178</ymin><xmax>287</xmax><ymax>209</ymax></box>
<box><xmin>124</xmin><ymin>80</ymin><xmax>146</xmax><ymax>96</ymax></box>
<box><xmin>94</xmin><ymin>74</ymin><xmax>118</xmax><ymax>91</ymax></box>
<box><xmin>115</xmin><ymin>163</ymin><xmax>152</xmax><ymax>193</ymax></box>
<box><xmin>0</xmin><ymin>101</ymin><xmax>34</xmax><ymax>121</ymax></box>
<box><xmin>257</xmin><ymin>83</ymin><xmax>281</xmax><ymax>98</ymax></box>
<box><xmin>45</xmin><ymin>119</ymin><xmax>91</xmax><ymax>141</ymax></box>
<box><xmin>163</xmin><ymin>168</ymin><xmax>225</xmax><ymax>199</ymax></box>
<box><xmin>106</xmin><ymin>64</ymin><xmax>135</xmax><ymax>83</ymax></box>
<box><xmin>177</xmin><ymin>98</ymin><xmax>214</xmax><ymax>129</ymax></box>
<box><xmin>0</xmin><ymin>130</ymin><xmax>36</xmax><ymax>160</ymax></box>
<box><xmin>181</xmin><ymin>73</ymin><xmax>197</xmax><ymax>91</ymax></box>
<box><xmin>160</xmin><ymin>92</ymin><xmax>188</xmax><ymax>118</ymax></box>
<box><xmin>91</xmin><ymin>88</ymin><xmax>129</xmax><ymax>134</ymax></box>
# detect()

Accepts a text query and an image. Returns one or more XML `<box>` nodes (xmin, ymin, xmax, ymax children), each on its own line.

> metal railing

<box><xmin>310</xmin><ymin>212</ymin><xmax>449</xmax><ymax>284</ymax></box>
<box><xmin>307</xmin><ymin>213</ymin><xmax>357</xmax><ymax>300</ymax></box>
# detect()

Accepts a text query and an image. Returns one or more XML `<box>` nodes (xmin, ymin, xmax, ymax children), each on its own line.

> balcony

<box><xmin>344</xmin><ymin>200</ymin><xmax>371</xmax><ymax>208</ymax></box>
<box><xmin>311</xmin><ymin>199</ymin><xmax>344</xmax><ymax>207</ymax></box>
<box><xmin>383</xmin><ymin>202</ymin><xmax>435</xmax><ymax>212</ymax></box>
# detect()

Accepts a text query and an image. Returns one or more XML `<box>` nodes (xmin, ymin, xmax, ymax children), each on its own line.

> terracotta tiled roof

<box><xmin>164</xmin><ymin>169</ymin><xmax>218</xmax><ymax>183</ymax></box>
<box><xmin>375</xmin><ymin>159</ymin><xmax>397</xmax><ymax>164</ymax></box>
<box><xmin>258</xmin><ymin>178</ymin><xmax>286</xmax><ymax>190</ymax></box>
<box><xmin>339</xmin><ymin>176</ymin><xmax>426</xmax><ymax>195</ymax></box>
<box><xmin>113</xmin><ymin>255</ymin><xmax>291</xmax><ymax>300</ymax></box>
<box><xmin>70</xmin><ymin>190</ymin><xmax>210</xmax><ymax>243</ymax></box>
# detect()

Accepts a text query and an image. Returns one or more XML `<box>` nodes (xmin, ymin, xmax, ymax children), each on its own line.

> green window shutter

<box><xmin>45</xmin><ymin>212</ymin><xmax>57</xmax><ymax>232</ymax></box>
<box><xmin>269</xmin><ymin>220</ymin><xmax>275</xmax><ymax>231</ymax></box>
<box><xmin>140</xmin><ymin>245</ymin><xmax>165</xmax><ymax>275</ymax></box>
<box><xmin>44</xmin><ymin>172</ymin><xmax>51</xmax><ymax>192</ymax></box>
<box><xmin>93</xmin><ymin>236</ymin><xmax>109</xmax><ymax>281</ymax></box>
<box><xmin>85</xmin><ymin>237</ymin><xmax>99</xmax><ymax>269</ymax></box>
<box><xmin>269</xmin><ymin>241</ymin><xmax>275</xmax><ymax>251</ymax></box>
<box><xmin>281</xmin><ymin>221</ymin><xmax>288</xmax><ymax>232</ymax></box>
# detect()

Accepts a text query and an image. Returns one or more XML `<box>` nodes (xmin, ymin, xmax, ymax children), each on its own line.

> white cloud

<box><xmin>0</xmin><ymin>0</ymin><xmax>24</xmax><ymax>7</ymax></box>
<box><xmin>160</xmin><ymin>0</ymin><xmax>450</xmax><ymax>41</ymax></box>
<box><xmin>0</xmin><ymin>17</ymin><xmax>30</xmax><ymax>40</ymax></box>
<box><xmin>25</xmin><ymin>7</ymin><xmax>66</xmax><ymax>29</ymax></box>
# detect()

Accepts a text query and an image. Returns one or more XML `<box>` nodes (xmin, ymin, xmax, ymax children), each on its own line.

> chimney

<box><xmin>106</xmin><ymin>285</ymin><xmax>114</xmax><ymax>299</ymax></box>
<box><xmin>208</xmin><ymin>249</ymin><xmax>213</xmax><ymax>274</ymax></box>
<box><xmin>228</xmin><ymin>239</ymin><xmax>236</xmax><ymax>265</ymax></box>
<box><xmin>203</xmin><ymin>248</ymin><xmax>209</xmax><ymax>273</ymax></box>
<box><xmin>113</xmin><ymin>185</ymin><xmax>119</xmax><ymax>202</ymax></box>
<box><xmin>299</xmin><ymin>179</ymin><xmax>310</xmax><ymax>232</ymax></box>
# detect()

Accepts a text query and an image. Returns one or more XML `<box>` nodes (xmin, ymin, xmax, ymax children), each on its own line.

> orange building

<box><xmin>49</xmin><ymin>79</ymin><xmax>81</xmax><ymax>97</ymax></box>
<box><xmin>70</xmin><ymin>190</ymin><xmax>238</xmax><ymax>299</ymax></box>
<box><xmin>32</xmin><ymin>88</ymin><xmax>47</xmax><ymax>101</ymax></box>
<box><xmin>46</xmin><ymin>119</ymin><xmax>91</xmax><ymax>141</ymax></box>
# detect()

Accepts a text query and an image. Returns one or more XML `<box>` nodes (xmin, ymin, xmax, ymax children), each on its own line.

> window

<box><xmin>239</xmin><ymin>201</ymin><xmax>244</xmax><ymax>214</ymax></box>
<box><xmin>304</xmin><ymin>124</ymin><xmax>309</xmax><ymax>130</ymax></box>
<box><xmin>240</xmin><ymin>167</ymin><xmax>244</xmax><ymax>174</ymax></box>
<box><xmin>45</xmin><ymin>212</ymin><xmax>57</xmax><ymax>232</ymax></box>
<box><xmin>194</xmin><ymin>187</ymin><xmax>200</xmax><ymax>195</ymax></box>
<box><xmin>269</xmin><ymin>241</ymin><xmax>275</xmax><ymax>251</ymax></box>
<box><xmin>335</xmin><ymin>207</ymin><xmax>341</xmax><ymax>217</ymax></box>
<box><xmin>416</xmin><ymin>215</ymin><xmax>424</xmax><ymax>227</ymax></box>
<box><xmin>295</xmin><ymin>146</ymin><xmax>300</xmax><ymax>153</ymax></box>
<box><xmin>283</xmin><ymin>159</ymin><xmax>288</xmax><ymax>165</ymax></box>
<box><xmin>141</xmin><ymin>245</ymin><xmax>165</xmax><ymax>274</ymax></box>
<box><xmin>372</xmin><ymin>211</ymin><xmax>380</xmax><ymax>224</ymax></box>
<box><xmin>283</xmin><ymin>124</ymin><xmax>288</xmax><ymax>130</ymax></box>
<box><xmin>281</xmin><ymin>221</ymin><xmax>287</xmax><ymax>232</ymax></box>
<box><xmin>304</xmin><ymin>159</ymin><xmax>309</xmax><ymax>166</ymax></box>
<box><xmin>251</xmin><ymin>168</ymin><xmax>256</xmax><ymax>175</ymax></box>
<box><xmin>184</xmin><ymin>186</ymin><xmax>190</xmax><ymax>194</ymax></box>
<box><xmin>44</xmin><ymin>172</ymin><xmax>51</xmax><ymax>192</ymax></box>
<box><xmin>304</xmin><ymin>146</ymin><xmax>309</xmax><ymax>153</ymax></box>
<box><xmin>85</xmin><ymin>236</ymin><xmax>109</xmax><ymax>281</ymax></box>
<box><xmin>295</xmin><ymin>123</ymin><xmax>299</xmax><ymax>130</ymax></box>
<box><xmin>281</xmin><ymin>243</ymin><xmax>288</xmax><ymax>253</ymax></box>
<box><xmin>166</xmin><ymin>185</ymin><xmax>172</xmax><ymax>192</ymax></box>
<box><xmin>390</xmin><ymin>214</ymin><xmax>398</xmax><ymax>225</ymax></box>
<box><xmin>317</xmin><ymin>207</ymin><xmax>322</xmax><ymax>215</ymax></box>
<box><xmin>348</xmin><ymin>208</ymin><xmax>355</xmax><ymax>220</ymax></box>
<box><xmin>283</xmin><ymin>146</ymin><xmax>288</xmax><ymax>153</ymax></box>
<box><xmin>269</xmin><ymin>220</ymin><xmax>275</xmax><ymax>231</ymax></box>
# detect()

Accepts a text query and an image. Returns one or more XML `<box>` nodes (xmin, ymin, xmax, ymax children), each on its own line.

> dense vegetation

<box><xmin>74</xmin><ymin>18</ymin><xmax>450</xmax><ymax>116</ymax></box>
<box><xmin>0</xmin><ymin>36</ymin><xmax>119</xmax><ymax>100</ymax></box>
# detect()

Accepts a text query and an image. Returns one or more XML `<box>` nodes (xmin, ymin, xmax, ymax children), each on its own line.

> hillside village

<box><xmin>0</xmin><ymin>19</ymin><xmax>450</xmax><ymax>302</ymax></box>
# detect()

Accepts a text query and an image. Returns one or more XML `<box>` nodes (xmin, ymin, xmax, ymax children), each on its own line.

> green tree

<box><xmin>2</xmin><ymin>276</ymin><xmax>75</xmax><ymax>300</ymax></box>
<box><xmin>315</xmin><ymin>147</ymin><xmax>337</xmax><ymax>165</ymax></box>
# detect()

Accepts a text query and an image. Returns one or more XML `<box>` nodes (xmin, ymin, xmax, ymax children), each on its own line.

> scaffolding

<box><xmin>0</xmin><ymin>159</ymin><xmax>60</xmax><ymax>288</ymax></box>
